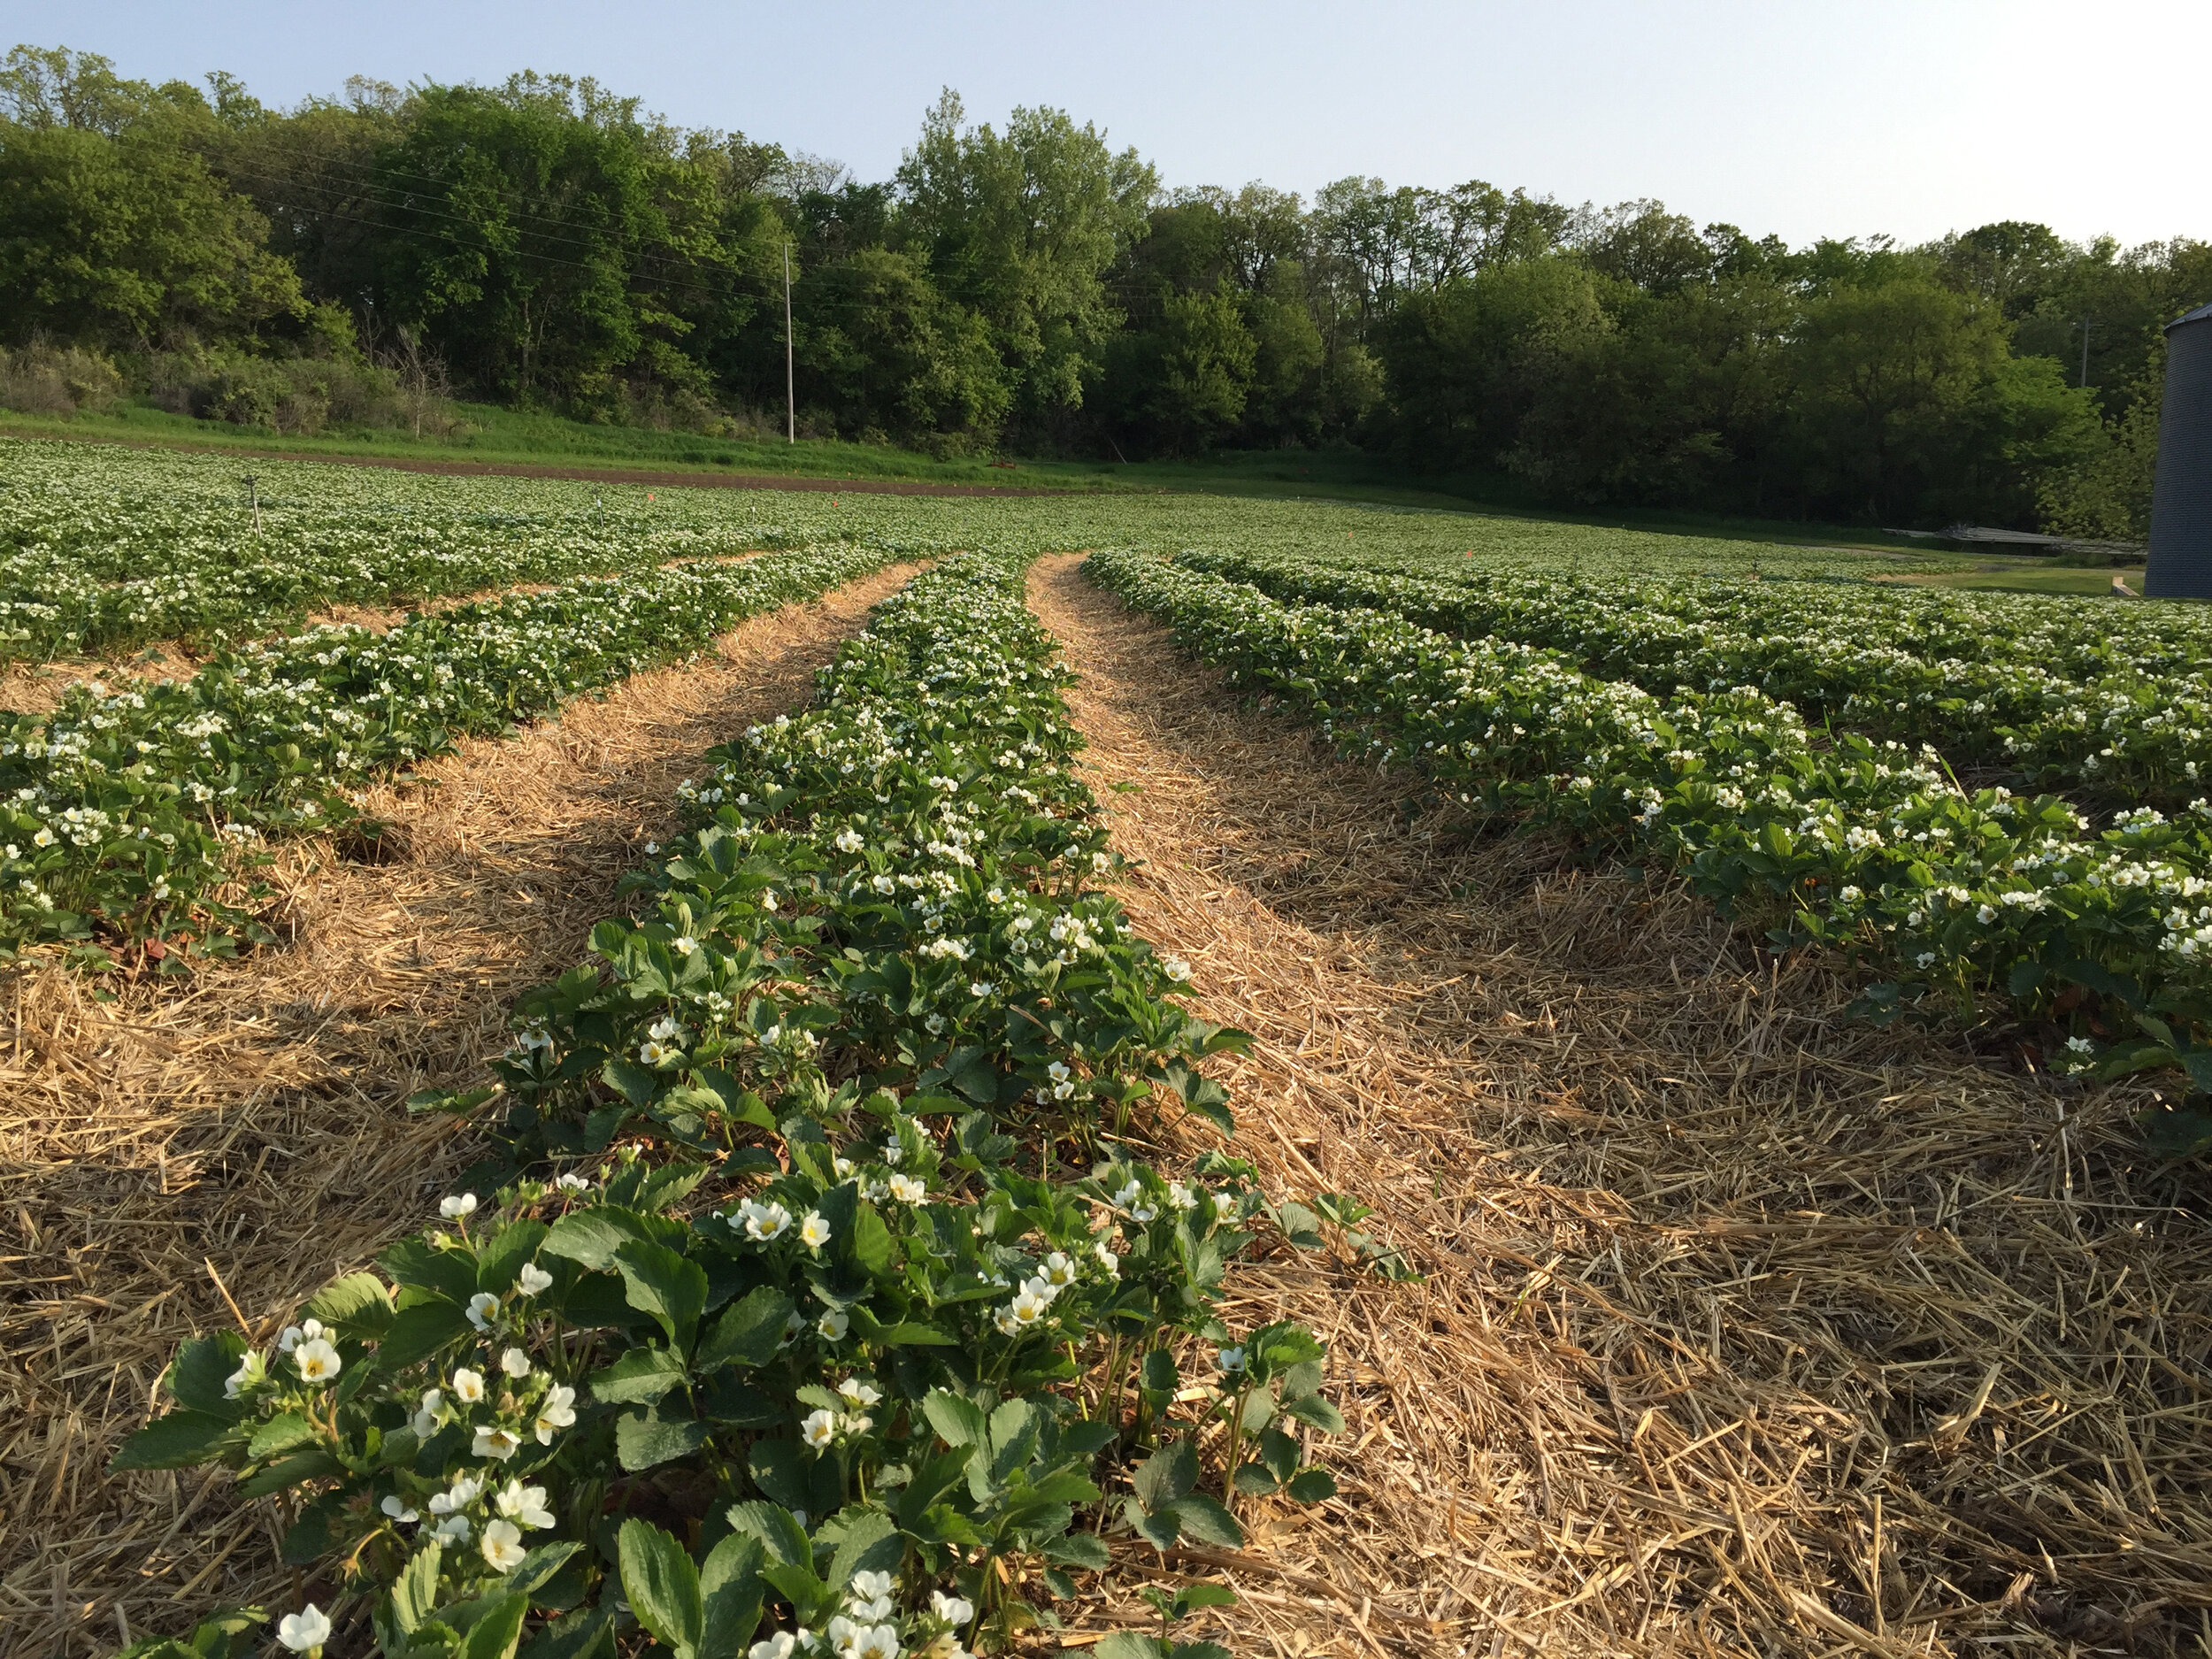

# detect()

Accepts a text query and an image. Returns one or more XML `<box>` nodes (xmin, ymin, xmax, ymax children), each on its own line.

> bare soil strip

<box><xmin>1026</xmin><ymin>555</ymin><xmax>2209</xmax><ymax>1659</ymax></box>
<box><xmin>0</xmin><ymin>565</ymin><xmax>919</xmax><ymax>1658</ymax></box>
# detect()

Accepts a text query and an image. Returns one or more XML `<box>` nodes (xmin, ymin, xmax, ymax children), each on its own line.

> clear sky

<box><xmin>6</xmin><ymin>0</ymin><xmax>2204</xmax><ymax>250</ymax></box>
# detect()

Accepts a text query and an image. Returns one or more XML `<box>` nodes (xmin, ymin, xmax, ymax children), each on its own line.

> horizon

<box><xmin>7</xmin><ymin>0</ymin><xmax>2206</xmax><ymax>254</ymax></box>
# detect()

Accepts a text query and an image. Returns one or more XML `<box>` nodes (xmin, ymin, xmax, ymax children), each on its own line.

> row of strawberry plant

<box><xmin>1087</xmin><ymin>549</ymin><xmax>2212</xmax><ymax>1142</ymax></box>
<box><xmin>0</xmin><ymin>440</ymin><xmax>859</xmax><ymax>661</ymax></box>
<box><xmin>1170</xmin><ymin>547</ymin><xmax>2212</xmax><ymax>811</ymax></box>
<box><xmin>112</xmin><ymin>555</ymin><xmax>1351</xmax><ymax>1659</ymax></box>
<box><xmin>0</xmin><ymin>543</ymin><xmax>902</xmax><ymax>962</ymax></box>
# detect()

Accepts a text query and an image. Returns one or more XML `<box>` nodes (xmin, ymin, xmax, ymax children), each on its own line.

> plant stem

<box><xmin>1222</xmin><ymin>1381</ymin><xmax>1254</xmax><ymax>1512</ymax></box>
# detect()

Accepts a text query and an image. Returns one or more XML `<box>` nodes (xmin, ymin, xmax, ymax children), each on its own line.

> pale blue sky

<box><xmin>6</xmin><ymin>0</ymin><xmax>2203</xmax><ymax>249</ymax></box>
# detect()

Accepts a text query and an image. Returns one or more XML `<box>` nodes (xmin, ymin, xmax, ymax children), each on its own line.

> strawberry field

<box><xmin>6</xmin><ymin>438</ymin><xmax>2208</xmax><ymax>1659</ymax></box>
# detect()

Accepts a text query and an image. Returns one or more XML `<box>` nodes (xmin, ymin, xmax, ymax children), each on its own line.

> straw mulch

<box><xmin>1025</xmin><ymin>555</ymin><xmax>2211</xmax><ymax>1659</ymax></box>
<box><xmin>0</xmin><ymin>565</ymin><xmax>921</xmax><ymax>1659</ymax></box>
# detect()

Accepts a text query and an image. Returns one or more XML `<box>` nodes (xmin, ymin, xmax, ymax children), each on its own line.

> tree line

<box><xmin>3</xmin><ymin>43</ymin><xmax>2206</xmax><ymax>532</ymax></box>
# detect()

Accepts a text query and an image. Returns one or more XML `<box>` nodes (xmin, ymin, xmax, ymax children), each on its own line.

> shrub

<box><xmin>0</xmin><ymin>340</ymin><xmax>126</xmax><ymax>418</ymax></box>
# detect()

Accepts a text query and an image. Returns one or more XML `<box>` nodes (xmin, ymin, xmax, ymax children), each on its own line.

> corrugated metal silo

<box><xmin>2146</xmin><ymin>301</ymin><xmax>2212</xmax><ymax>598</ymax></box>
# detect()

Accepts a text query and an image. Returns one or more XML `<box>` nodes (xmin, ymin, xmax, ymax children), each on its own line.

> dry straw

<box><xmin>1027</xmin><ymin>556</ymin><xmax>2210</xmax><ymax>1659</ymax></box>
<box><xmin>0</xmin><ymin>568</ymin><xmax>920</xmax><ymax>1658</ymax></box>
<box><xmin>6</xmin><ymin>553</ymin><xmax>2205</xmax><ymax>1659</ymax></box>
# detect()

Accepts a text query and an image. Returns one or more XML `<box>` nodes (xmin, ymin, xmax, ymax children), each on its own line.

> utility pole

<box><xmin>2078</xmin><ymin>316</ymin><xmax>2098</xmax><ymax>389</ymax></box>
<box><xmin>784</xmin><ymin>242</ymin><xmax>795</xmax><ymax>444</ymax></box>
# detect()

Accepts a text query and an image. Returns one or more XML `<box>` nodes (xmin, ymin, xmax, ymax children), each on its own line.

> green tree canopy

<box><xmin>1</xmin><ymin>39</ymin><xmax>2200</xmax><ymax>527</ymax></box>
<box><xmin>0</xmin><ymin>44</ymin><xmax>303</xmax><ymax>346</ymax></box>
<box><xmin>895</xmin><ymin>90</ymin><xmax>1156</xmax><ymax>426</ymax></box>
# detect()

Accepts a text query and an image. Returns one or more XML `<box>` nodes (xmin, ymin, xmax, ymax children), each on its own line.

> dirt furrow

<box><xmin>1026</xmin><ymin>554</ymin><xmax>2208</xmax><ymax>1659</ymax></box>
<box><xmin>0</xmin><ymin>564</ymin><xmax>920</xmax><ymax>1658</ymax></box>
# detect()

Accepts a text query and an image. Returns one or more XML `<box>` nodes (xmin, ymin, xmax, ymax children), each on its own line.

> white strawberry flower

<box><xmin>293</xmin><ymin>1338</ymin><xmax>342</xmax><ymax>1385</ymax></box>
<box><xmin>473</xmin><ymin>1425</ymin><xmax>522</xmax><ymax>1462</ymax></box>
<box><xmin>533</xmin><ymin>1384</ymin><xmax>577</xmax><ymax>1444</ymax></box>
<box><xmin>428</xmin><ymin>1474</ymin><xmax>483</xmax><ymax>1514</ymax></box>
<box><xmin>801</xmin><ymin>1409</ymin><xmax>838</xmax><ymax>1449</ymax></box>
<box><xmin>439</xmin><ymin>1193</ymin><xmax>479</xmax><ymax>1220</ymax></box>
<box><xmin>846</xmin><ymin>1570</ymin><xmax>895</xmax><ymax>1621</ymax></box>
<box><xmin>800</xmin><ymin>1210</ymin><xmax>833</xmax><ymax>1248</ymax></box>
<box><xmin>517</xmin><ymin>1263</ymin><xmax>554</xmax><ymax>1296</ymax></box>
<box><xmin>480</xmin><ymin>1517</ymin><xmax>527</xmax><ymax>1571</ymax></box>
<box><xmin>738</xmin><ymin>1199</ymin><xmax>793</xmax><ymax>1241</ymax></box>
<box><xmin>223</xmin><ymin>1349</ymin><xmax>267</xmax><ymax>1398</ymax></box>
<box><xmin>998</xmin><ymin>1283</ymin><xmax>1053</xmax><ymax>1332</ymax></box>
<box><xmin>276</xmin><ymin>1605</ymin><xmax>332</xmax><ymax>1653</ymax></box>
<box><xmin>465</xmin><ymin>1292</ymin><xmax>502</xmax><ymax>1331</ymax></box>
<box><xmin>450</xmin><ymin>1366</ymin><xmax>487</xmax><ymax>1404</ymax></box>
<box><xmin>495</xmin><ymin>1479</ymin><xmax>557</xmax><ymax>1530</ymax></box>
<box><xmin>499</xmin><ymin>1346</ymin><xmax>532</xmax><ymax>1379</ymax></box>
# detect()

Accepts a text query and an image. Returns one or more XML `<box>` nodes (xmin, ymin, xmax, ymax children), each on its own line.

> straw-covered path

<box><xmin>1027</xmin><ymin>554</ymin><xmax>2211</xmax><ymax>1659</ymax></box>
<box><xmin>0</xmin><ymin>564</ymin><xmax>921</xmax><ymax>1658</ymax></box>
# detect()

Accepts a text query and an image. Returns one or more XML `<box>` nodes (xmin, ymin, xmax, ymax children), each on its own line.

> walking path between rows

<box><xmin>1025</xmin><ymin>552</ymin><xmax>2205</xmax><ymax>1657</ymax></box>
<box><xmin>0</xmin><ymin>565</ymin><xmax>921</xmax><ymax>1655</ymax></box>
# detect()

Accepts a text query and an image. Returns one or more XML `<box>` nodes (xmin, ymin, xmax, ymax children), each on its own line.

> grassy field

<box><xmin>1894</xmin><ymin>563</ymin><xmax>2150</xmax><ymax>596</ymax></box>
<box><xmin>2</xmin><ymin>401</ymin><xmax>1975</xmax><ymax>559</ymax></box>
<box><xmin>0</xmin><ymin>401</ymin><xmax>1098</xmax><ymax>490</ymax></box>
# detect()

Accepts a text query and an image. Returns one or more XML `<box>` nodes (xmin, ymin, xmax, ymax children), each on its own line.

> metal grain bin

<box><xmin>2147</xmin><ymin>300</ymin><xmax>2212</xmax><ymax>598</ymax></box>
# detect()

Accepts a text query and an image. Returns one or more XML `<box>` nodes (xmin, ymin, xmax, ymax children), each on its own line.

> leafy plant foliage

<box><xmin>1088</xmin><ymin>547</ymin><xmax>2212</xmax><ymax>1146</ymax></box>
<box><xmin>112</xmin><ymin>555</ymin><xmax>1345</xmax><ymax>1658</ymax></box>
